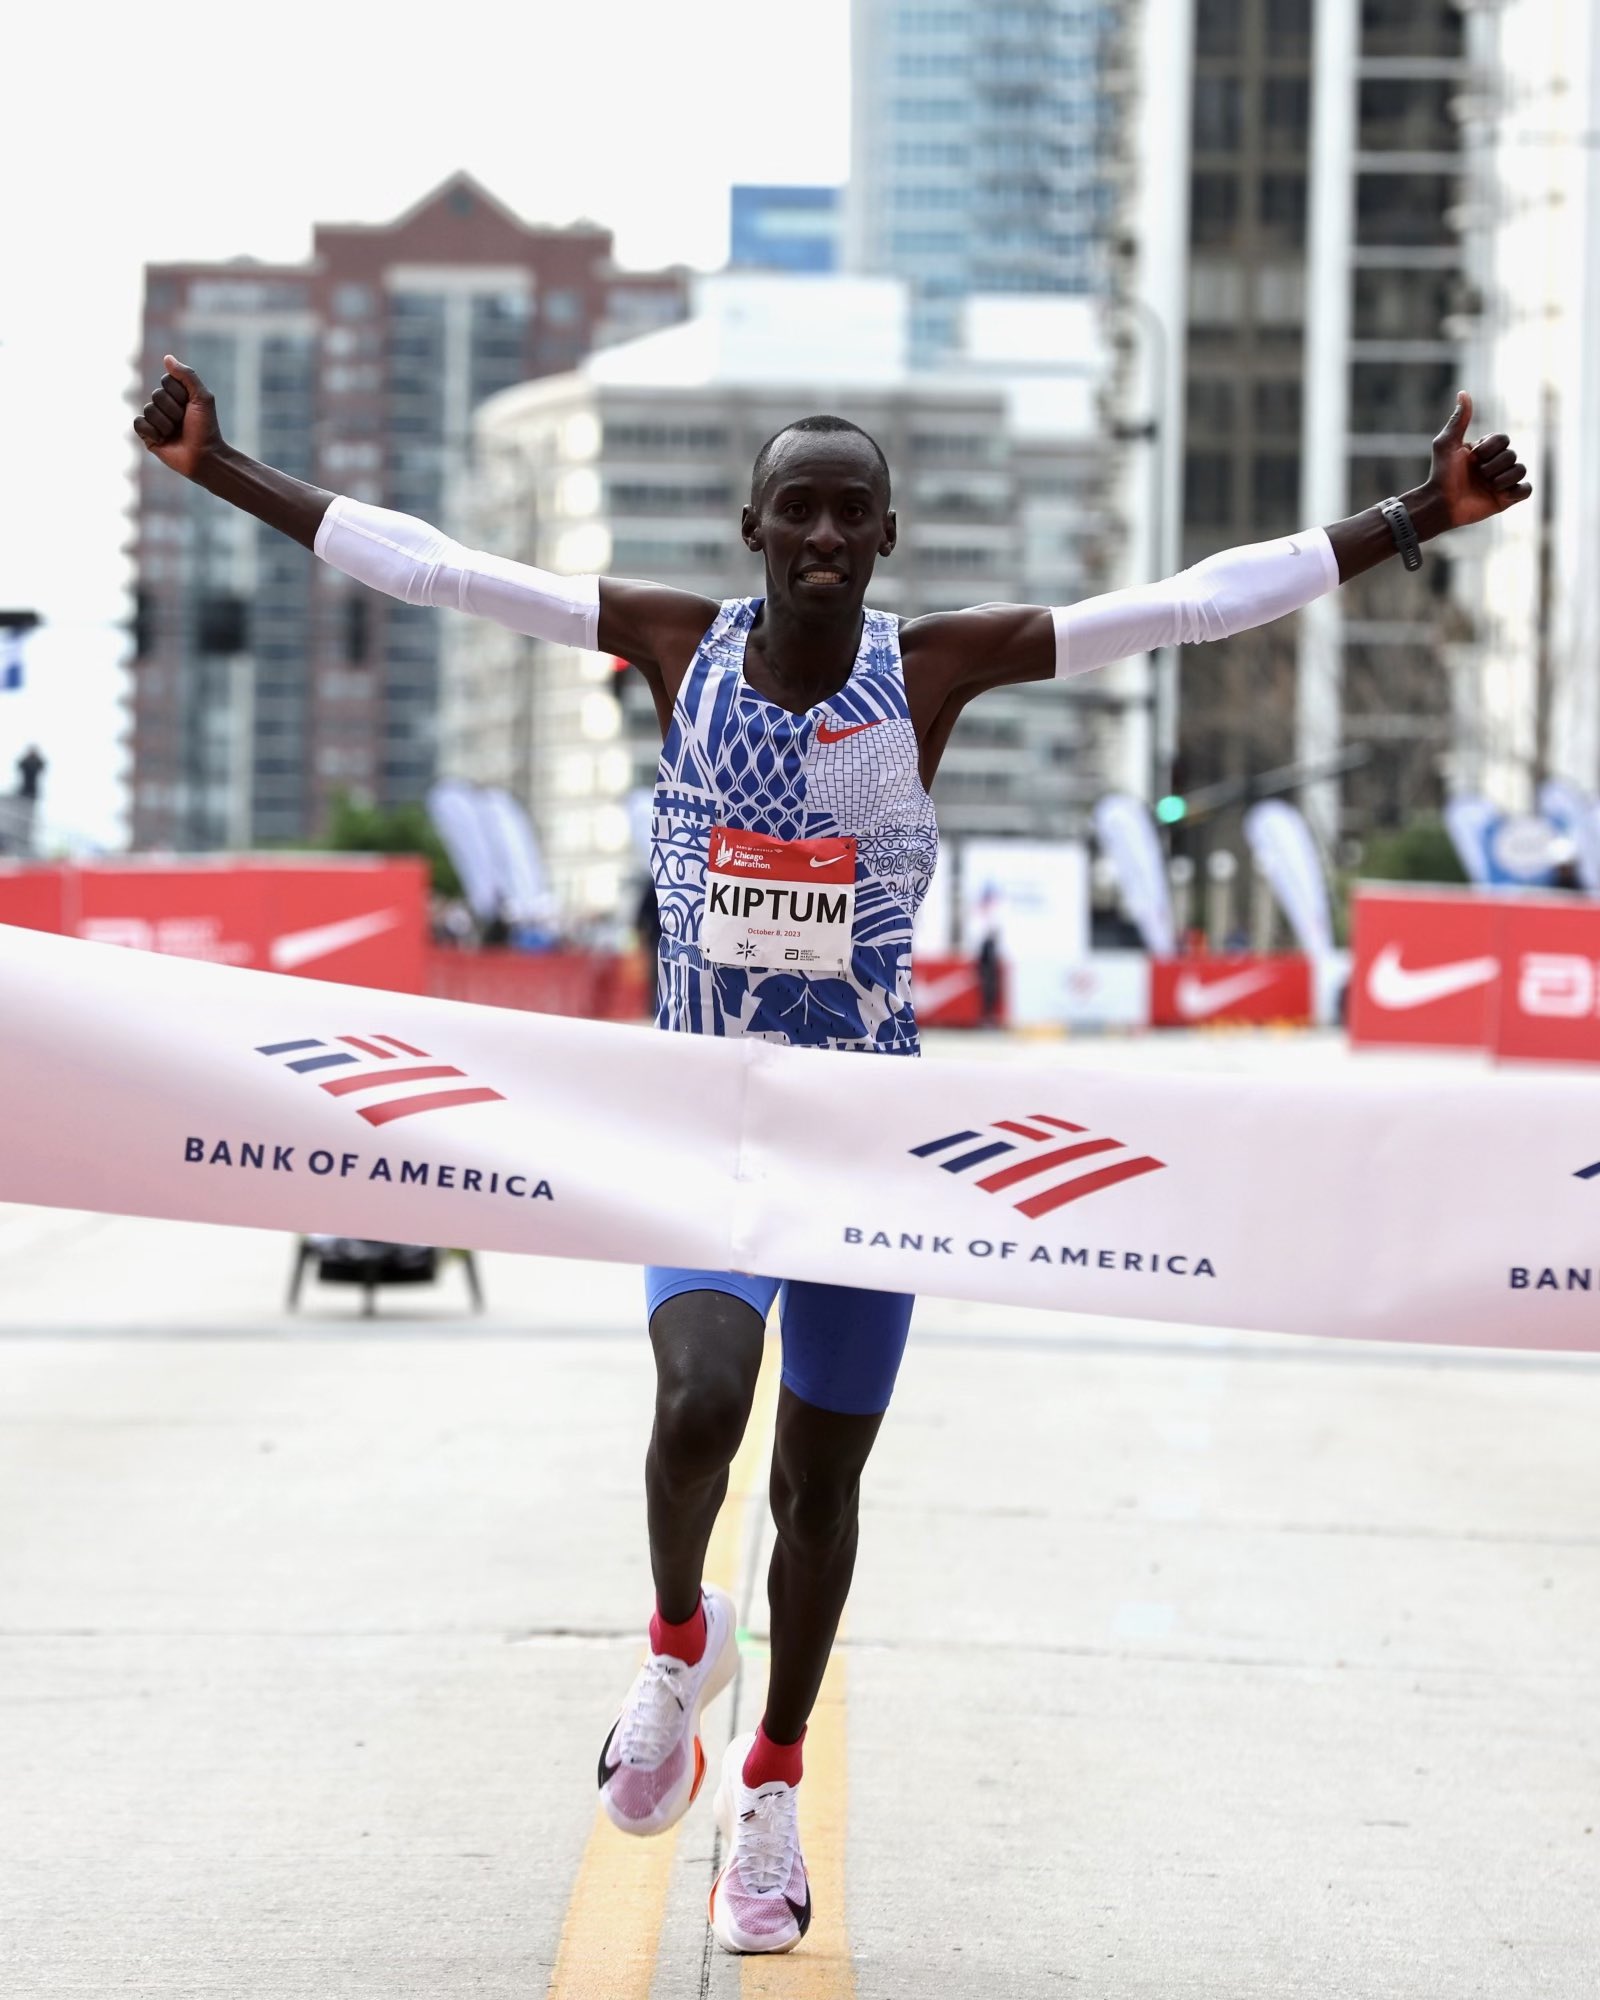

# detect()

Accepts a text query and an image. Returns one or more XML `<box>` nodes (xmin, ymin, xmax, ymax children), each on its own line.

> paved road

<box><xmin>2</xmin><ymin>1032</ymin><xmax>1597</xmax><ymax>1997</ymax></box>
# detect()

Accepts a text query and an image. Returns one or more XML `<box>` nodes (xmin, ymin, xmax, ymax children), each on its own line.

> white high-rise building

<box><xmin>845</xmin><ymin>0</ymin><xmax>1116</xmax><ymax>361</ymax></box>
<box><xmin>1451</xmin><ymin>0</ymin><xmax>1600</xmax><ymax>805</ymax></box>
<box><xmin>441</xmin><ymin>274</ymin><xmax>1119</xmax><ymax>922</ymax></box>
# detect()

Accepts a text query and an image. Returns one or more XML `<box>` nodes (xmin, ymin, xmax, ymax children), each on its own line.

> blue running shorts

<box><xmin>643</xmin><ymin>1266</ymin><xmax>915</xmax><ymax>1417</ymax></box>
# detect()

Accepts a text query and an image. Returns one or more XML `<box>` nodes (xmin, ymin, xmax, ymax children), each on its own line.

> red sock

<box><xmin>743</xmin><ymin>1721</ymin><xmax>805</xmax><ymax>1789</ymax></box>
<box><xmin>649</xmin><ymin>1596</ymin><xmax>706</xmax><ymax>1665</ymax></box>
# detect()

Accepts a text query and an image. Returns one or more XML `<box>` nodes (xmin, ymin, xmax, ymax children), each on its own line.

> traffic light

<box><xmin>1155</xmin><ymin>793</ymin><xmax>1187</xmax><ymax>825</ymax></box>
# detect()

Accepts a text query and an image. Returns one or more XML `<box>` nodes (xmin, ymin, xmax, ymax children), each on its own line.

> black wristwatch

<box><xmin>1378</xmin><ymin>496</ymin><xmax>1423</xmax><ymax>572</ymax></box>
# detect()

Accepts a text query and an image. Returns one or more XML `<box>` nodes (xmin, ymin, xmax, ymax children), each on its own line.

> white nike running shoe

<box><xmin>597</xmin><ymin>1585</ymin><xmax>737</xmax><ymax>1837</ymax></box>
<box><xmin>708</xmin><ymin>1731</ymin><xmax>812</xmax><ymax>1954</ymax></box>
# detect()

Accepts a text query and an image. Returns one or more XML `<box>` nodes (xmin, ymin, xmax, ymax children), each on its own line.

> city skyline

<box><xmin>0</xmin><ymin>0</ymin><xmax>852</xmax><ymax>849</ymax></box>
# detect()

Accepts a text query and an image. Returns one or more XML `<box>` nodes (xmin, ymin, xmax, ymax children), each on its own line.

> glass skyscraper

<box><xmin>846</xmin><ymin>1</ymin><xmax>1117</xmax><ymax>360</ymax></box>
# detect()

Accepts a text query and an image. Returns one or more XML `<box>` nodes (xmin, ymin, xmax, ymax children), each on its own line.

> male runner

<box><xmin>135</xmin><ymin>359</ymin><xmax>1527</xmax><ymax>1954</ymax></box>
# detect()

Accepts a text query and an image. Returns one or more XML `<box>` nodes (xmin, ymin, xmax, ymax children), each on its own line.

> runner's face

<box><xmin>741</xmin><ymin>435</ymin><xmax>895</xmax><ymax>613</ymax></box>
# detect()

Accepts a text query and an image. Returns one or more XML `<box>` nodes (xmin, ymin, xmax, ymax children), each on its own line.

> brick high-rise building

<box><xmin>129</xmin><ymin>173</ymin><xmax>686</xmax><ymax>851</ymax></box>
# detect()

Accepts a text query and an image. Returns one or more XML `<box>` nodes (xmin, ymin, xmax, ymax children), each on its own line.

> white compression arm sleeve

<box><xmin>314</xmin><ymin>495</ymin><xmax>600</xmax><ymax>650</ymax></box>
<box><xmin>1053</xmin><ymin>528</ymin><xmax>1338</xmax><ymax>679</ymax></box>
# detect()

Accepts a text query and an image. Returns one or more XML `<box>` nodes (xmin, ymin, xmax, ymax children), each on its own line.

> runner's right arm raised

<box><xmin>133</xmin><ymin>359</ymin><xmax>715</xmax><ymax>712</ymax></box>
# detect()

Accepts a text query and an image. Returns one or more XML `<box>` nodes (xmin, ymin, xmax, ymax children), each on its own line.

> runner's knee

<box><xmin>770</xmin><ymin>1460</ymin><xmax>860</xmax><ymax>1559</ymax></box>
<box><xmin>652</xmin><ymin>1374</ymin><xmax>752</xmax><ymax>1482</ymax></box>
<box><xmin>648</xmin><ymin>1291</ymin><xmax>764</xmax><ymax>1481</ymax></box>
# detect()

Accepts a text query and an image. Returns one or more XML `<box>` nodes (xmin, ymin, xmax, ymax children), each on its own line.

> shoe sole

<box><xmin>598</xmin><ymin>1586</ymin><xmax>739</xmax><ymax>1839</ymax></box>
<box><xmin>707</xmin><ymin>1752</ymin><xmax>806</xmax><ymax>1955</ymax></box>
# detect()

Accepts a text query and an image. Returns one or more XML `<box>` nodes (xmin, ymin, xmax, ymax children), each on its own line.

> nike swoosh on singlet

<box><xmin>816</xmin><ymin>719</ymin><xmax>886</xmax><ymax>745</ymax></box>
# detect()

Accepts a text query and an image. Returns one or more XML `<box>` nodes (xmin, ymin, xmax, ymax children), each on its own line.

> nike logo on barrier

<box><xmin>268</xmin><ymin>909</ymin><xmax>403</xmax><ymax>971</ymax></box>
<box><xmin>914</xmin><ymin>968</ymin><xmax>980</xmax><ymax>1014</ymax></box>
<box><xmin>1366</xmin><ymin>942</ymin><xmax>1499</xmax><ymax>1012</ymax></box>
<box><xmin>816</xmin><ymin>719</ymin><xmax>886</xmax><ymax>745</ymax></box>
<box><xmin>1173</xmin><ymin>968</ymin><xmax>1277</xmax><ymax>1019</ymax></box>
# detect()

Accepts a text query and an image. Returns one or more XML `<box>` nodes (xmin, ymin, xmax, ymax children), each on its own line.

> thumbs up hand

<box><xmin>1427</xmin><ymin>392</ymin><xmax>1531</xmax><ymax>532</ymax></box>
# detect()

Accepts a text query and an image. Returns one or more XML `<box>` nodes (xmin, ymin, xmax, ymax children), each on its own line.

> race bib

<box><xmin>701</xmin><ymin>826</ymin><xmax>858</xmax><ymax>973</ymax></box>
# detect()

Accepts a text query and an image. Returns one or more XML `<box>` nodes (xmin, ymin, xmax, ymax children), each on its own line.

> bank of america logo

<box><xmin>255</xmin><ymin>1034</ymin><xmax>505</xmax><ymax>1127</ymax></box>
<box><xmin>910</xmin><ymin>1114</ymin><xmax>1166</xmax><ymax>1219</ymax></box>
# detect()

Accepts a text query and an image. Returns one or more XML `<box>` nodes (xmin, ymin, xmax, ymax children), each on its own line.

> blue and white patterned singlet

<box><xmin>651</xmin><ymin>598</ymin><xmax>939</xmax><ymax>1054</ymax></box>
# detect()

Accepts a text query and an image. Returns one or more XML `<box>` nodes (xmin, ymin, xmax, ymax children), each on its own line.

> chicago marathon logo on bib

<box><xmin>702</xmin><ymin>826</ymin><xmax>858</xmax><ymax>973</ymax></box>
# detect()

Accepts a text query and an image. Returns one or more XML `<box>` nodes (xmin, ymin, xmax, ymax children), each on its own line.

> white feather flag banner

<box><xmin>1</xmin><ymin>925</ymin><xmax>1597</xmax><ymax>1352</ymax></box>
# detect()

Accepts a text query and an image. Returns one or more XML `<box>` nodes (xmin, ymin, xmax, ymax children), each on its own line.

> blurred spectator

<box><xmin>975</xmin><ymin>928</ymin><xmax>1002</xmax><ymax>1029</ymax></box>
<box><xmin>2</xmin><ymin>745</ymin><xmax>45</xmax><ymax>856</ymax></box>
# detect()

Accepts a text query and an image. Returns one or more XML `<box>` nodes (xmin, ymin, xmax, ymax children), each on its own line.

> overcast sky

<box><xmin>0</xmin><ymin>0</ymin><xmax>851</xmax><ymax>845</ymax></box>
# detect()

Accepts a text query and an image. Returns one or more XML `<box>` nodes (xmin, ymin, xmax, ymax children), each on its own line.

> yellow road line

<box><xmin>544</xmin><ymin>1334</ymin><xmax>780</xmax><ymax>2000</ymax></box>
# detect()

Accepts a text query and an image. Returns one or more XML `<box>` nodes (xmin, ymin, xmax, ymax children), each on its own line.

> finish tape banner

<box><xmin>2</xmin><ymin>925</ymin><xmax>1598</xmax><ymax>1352</ymax></box>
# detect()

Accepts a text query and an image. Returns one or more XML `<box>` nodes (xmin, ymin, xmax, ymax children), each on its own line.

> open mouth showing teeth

<box><xmin>800</xmin><ymin>569</ymin><xmax>845</xmax><ymax>584</ymax></box>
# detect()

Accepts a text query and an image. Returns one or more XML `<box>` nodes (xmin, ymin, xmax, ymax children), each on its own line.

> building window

<box><xmin>1184</xmin><ymin>451</ymin><xmax>1235</xmax><ymax>524</ymax></box>
<box><xmin>1253</xmin><ymin>379</ymin><xmax>1302</xmax><ymax>434</ymax></box>
<box><xmin>1196</xmin><ymin>0</ymin><xmax>1243</xmax><ymax>58</ymax></box>
<box><xmin>1265</xmin><ymin>0</ymin><xmax>1312</xmax><ymax>57</ymax></box>
<box><xmin>1186</xmin><ymin>378</ymin><xmax>1237</xmax><ymax>433</ymax></box>
<box><xmin>1351</xmin><ymin>360</ymin><xmax>1456</xmax><ymax>436</ymax></box>
<box><xmin>1192</xmin><ymin>76</ymin><xmax>1242</xmax><ymax>154</ymax></box>
<box><xmin>1356</xmin><ymin>173</ymin><xmax>1457</xmax><ymax>247</ymax></box>
<box><xmin>1251</xmin><ymin>453</ymin><xmax>1300</xmax><ymax>529</ymax></box>
<box><xmin>1259</xmin><ymin>173</ymin><xmax>1307</xmax><ymax>249</ymax></box>
<box><xmin>1358</xmin><ymin>78</ymin><xmax>1457</xmax><ymax>155</ymax></box>
<box><xmin>1261</xmin><ymin>77</ymin><xmax>1310</xmax><ymax>149</ymax></box>
<box><xmin>1353</xmin><ymin>267</ymin><xmax>1459</xmax><ymax>340</ymax></box>
<box><xmin>334</xmin><ymin>284</ymin><xmax>374</xmax><ymax>319</ymax></box>
<box><xmin>1189</xmin><ymin>173</ymin><xmax>1240</xmax><ymax>248</ymax></box>
<box><xmin>197</xmin><ymin>594</ymin><xmax>248</xmax><ymax>654</ymax></box>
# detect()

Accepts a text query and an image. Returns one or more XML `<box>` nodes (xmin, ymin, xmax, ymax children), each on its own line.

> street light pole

<box><xmin>1109</xmin><ymin>292</ymin><xmax>1174</xmax><ymax>803</ymax></box>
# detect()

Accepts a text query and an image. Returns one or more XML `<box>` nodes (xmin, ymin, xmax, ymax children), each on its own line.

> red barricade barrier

<box><xmin>425</xmin><ymin>948</ymin><xmax>651</xmax><ymax>1022</ymax></box>
<box><xmin>1493</xmin><ymin>899</ymin><xmax>1600</xmax><ymax>1065</ymax></box>
<box><xmin>910</xmin><ymin>954</ymin><xmax>1002</xmax><ymax>1028</ymax></box>
<box><xmin>1349</xmin><ymin>887</ymin><xmax>1500</xmax><ymax>1050</ymax></box>
<box><xmin>0</xmin><ymin>857</ymin><xmax>427</xmax><ymax>993</ymax></box>
<box><xmin>1150</xmin><ymin>953</ymin><xmax>1311</xmax><ymax>1028</ymax></box>
<box><xmin>1351</xmin><ymin>884</ymin><xmax>1600</xmax><ymax>1063</ymax></box>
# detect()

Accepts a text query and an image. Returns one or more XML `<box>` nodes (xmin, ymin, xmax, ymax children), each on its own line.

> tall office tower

<box><xmin>729</xmin><ymin>187</ymin><xmax>843</xmax><ymax>273</ymax></box>
<box><xmin>845</xmin><ymin>0</ymin><xmax>1118</xmax><ymax>361</ymax></box>
<box><xmin>1111</xmin><ymin>0</ymin><xmax>1469</xmax><ymax>849</ymax></box>
<box><xmin>1451</xmin><ymin>0</ymin><xmax>1600</xmax><ymax>804</ymax></box>
<box><xmin>129</xmin><ymin>174</ymin><xmax>686</xmax><ymax>852</ymax></box>
<box><xmin>442</xmin><ymin>276</ymin><xmax>1116</xmax><ymax>922</ymax></box>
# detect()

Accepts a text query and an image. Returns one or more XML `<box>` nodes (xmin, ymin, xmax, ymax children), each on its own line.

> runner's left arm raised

<box><xmin>899</xmin><ymin>393</ymin><xmax>1529</xmax><ymax>767</ymax></box>
<box><xmin>132</xmin><ymin>358</ymin><xmax>716</xmax><ymax>725</ymax></box>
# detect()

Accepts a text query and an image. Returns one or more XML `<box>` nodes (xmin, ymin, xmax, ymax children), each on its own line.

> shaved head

<box><xmin>750</xmin><ymin>415</ymin><xmax>891</xmax><ymax>508</ymax></box>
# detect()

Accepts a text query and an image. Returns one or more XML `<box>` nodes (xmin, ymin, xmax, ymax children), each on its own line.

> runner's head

<box><xmin>742</xmin><ymin>416</ymin><xmax>896</xmax><ymax>615</ymax></box>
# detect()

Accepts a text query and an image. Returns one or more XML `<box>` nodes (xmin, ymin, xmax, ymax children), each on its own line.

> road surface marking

<box><xmin>544</xmin><ymin>1334</ymin><xmax>779</xmax><ymax>1999</ymax></box>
